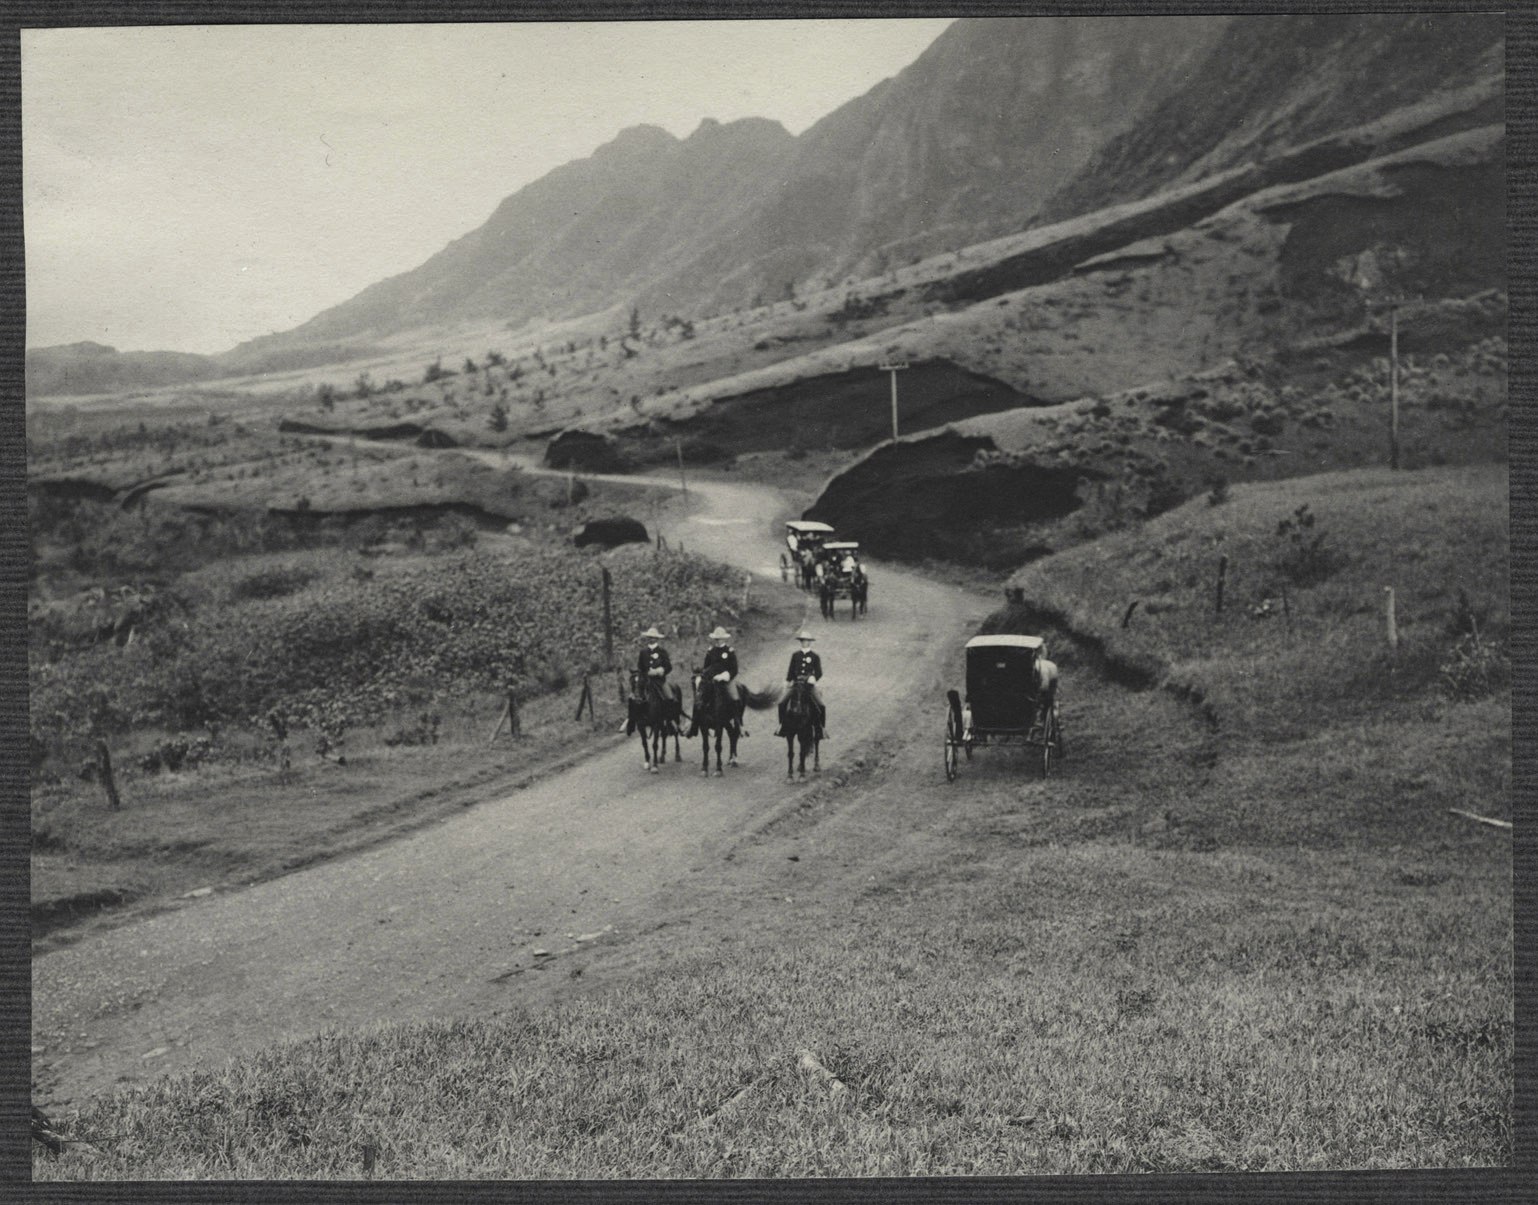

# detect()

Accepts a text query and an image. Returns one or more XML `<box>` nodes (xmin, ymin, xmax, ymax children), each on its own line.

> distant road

<box><xmin>33</xmin><ymin>464</ymin><xmax>996</xmax><ymax>1105</ymax></box>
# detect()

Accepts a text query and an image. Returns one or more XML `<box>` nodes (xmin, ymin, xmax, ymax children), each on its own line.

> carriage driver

<box><xmin>687</xmin><ymin>626</ymin><xmax>750</xmax><ymax>738</ymax></box>
<box><xmin>1033</xmin><ymin>643</ymin><xmax>1060</xmax><ymax>736</ymax></box>
<box><xmin>776</xmin><ymin>629</ymin><xmax>828</xmax><ymax>739</ymax></box>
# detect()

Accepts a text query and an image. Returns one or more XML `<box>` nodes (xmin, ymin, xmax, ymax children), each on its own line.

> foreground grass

<box><xmin>38</xmin><ymin>820</ymin><xmax>1509</xmax><ymax>1177</ymax></box>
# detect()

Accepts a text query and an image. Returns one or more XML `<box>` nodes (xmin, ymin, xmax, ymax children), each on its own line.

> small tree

<box><xmin>353</xmin><ymin>372</ymin><xmax>373</xmax><ymax>399</ymax></box>
<box><xmin>485</xmin><ymin>350</ymin><xmax>506</xmax><ymax>367</ymax></box>
<box><xmin>488</xmin><ymin>402</ymin><xmax>508</xmax><ymax>432</ymax></box>
<box><xmin>464</xmin><ymin>357</ymin><xmax>479</xmax><ymax>375</ymax></box>
<box><xmin>628</xmin><ymin>305</ymin><xmax>642</xmax><ymax>340</ymax></box>
<box><xmin>317</xmin><ymin>383</ymin><xmax>337</xmax><ymax>412</ymax></box>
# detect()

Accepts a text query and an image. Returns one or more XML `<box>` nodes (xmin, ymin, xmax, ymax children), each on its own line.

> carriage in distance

<box><xmin>781</xmin><ymin>520</ymin><xmax>835</xmax><ymax>589</ymax></box>
<box><xmin>815</xmin><ymin>541</ymin><xmax>868</xmax><ymax>620</ymax></box>
<box><xmin>944</xmin><ymin>635</ymin><xmax>1063</xmax><ymax>780</ymax></box>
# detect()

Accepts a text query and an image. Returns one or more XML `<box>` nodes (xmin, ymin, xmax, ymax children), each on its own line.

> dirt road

<box><xmin>32</xmin><ymin>467</ymin><xmax>997</xmax><ymax>1105</ymax></box>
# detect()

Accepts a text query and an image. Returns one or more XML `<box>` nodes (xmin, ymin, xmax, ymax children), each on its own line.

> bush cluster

<box><xmin>30</xmin><ymin>547</ymin><xmax>746</xmax><ymax>748</ymax></box>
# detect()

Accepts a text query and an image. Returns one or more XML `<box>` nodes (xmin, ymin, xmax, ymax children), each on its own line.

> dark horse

<box><xmin>798</xmin><ymin>548</ymin><xmax>819</xmax><ymax>591</ymax></box>
<box><xmin>689</xmin><ymin>670</ymin><xmax>779</xmax><ymax>776</ymax></box>
<box><xmin>628</xmin><ymin>670</ymin><xmax>682</xmax><ymax>773</ymax></box>
<box><xmin>781</xmin><ymin>676</ymin><xmax>822</xmax><ymax>781</ymax></box>
<box><xmin>819</xmin><ymin>573</ymin><xmax>838</xmax><ymax>620</ymax></box>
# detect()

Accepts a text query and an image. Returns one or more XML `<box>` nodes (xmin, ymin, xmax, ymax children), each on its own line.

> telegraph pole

<box><xmin>879</xmin><ymin>361</ymin><xmax>909</xmax><ymax>441</ymax></box>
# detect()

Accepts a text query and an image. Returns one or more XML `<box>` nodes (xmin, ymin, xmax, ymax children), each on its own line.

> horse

<box><xmin>819</xmin><ymin>573</ymin><xmax>838</xmax><ymax>620</ymax></box>
<box><xmin>780</xmin><ymin>675</ymin><xmax>822</xmax><ymax>781</ymax></box>
<box><xmin>688</xmin><ymin>671</ymin><xmax>780</xmax><ymax>776</ymax></box>
<box><xmin>798</xmin><ymin>548</ymin><xmax>818</xmax><ymax>591</ymax></box>
<box><xmin>689</xmin><ymin>668</ymin><xmax>739</xmax><ymax>775</ymax></box>
<box><xmin>850</xmin><ymin>568</ymin><xmax>869</xmax><ymax>617</ymax></box>
<box><xmin>627</xmin><ymin>669</ymin><xmax>682</xmax><ymax>772</ymax></box>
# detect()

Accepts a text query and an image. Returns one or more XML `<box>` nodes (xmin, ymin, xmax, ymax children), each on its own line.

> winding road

<box><xmin>32</xmin><ymin>463</ymin><xmax>995</xmax><ymax>1106</ymax></box>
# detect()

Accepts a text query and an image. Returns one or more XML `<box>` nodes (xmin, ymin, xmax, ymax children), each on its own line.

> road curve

<box><xmin>33</xmin><ymin>468</ymin><xmax>995</xmax><ymax>1105</ymax></box>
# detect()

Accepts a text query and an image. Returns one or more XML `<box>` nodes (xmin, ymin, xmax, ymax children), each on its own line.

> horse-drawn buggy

<box><xmin>782</xmin><ymin>520</ymin><xmax>835</xmax><ymax>590</ymax></box>
<box><xmin>944</xmin><ymin>635</ymin><xmax>1062</xmax><ymax>779</ymax></box>
<box><xmin>816</xmin><ymin>541</ymin><xmax>869</xmax><ymax>620</ymax></box>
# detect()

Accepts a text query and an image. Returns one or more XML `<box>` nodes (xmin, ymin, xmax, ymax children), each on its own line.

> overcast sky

<box><xmin>23</xmin><ymin>19</ymin><xmax>956</xmax><ymax>355</ymax></box>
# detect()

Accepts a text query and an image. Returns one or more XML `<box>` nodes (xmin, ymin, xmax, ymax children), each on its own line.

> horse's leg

<box><xmin>813</xmin><ymin>732</ymin><xmax>821</xmax><ymax>773</ymax></box>
<box><xmin>727</xmin><ymin>724</ymin><xmax>738</xmax><ymax>767</ymax></box>
<box><xmin>785</xmin><ymin>736</ymin><xmax>795</xmax><ymax>781</ymax></box>
<box><xmin>713</xmin><ymin>728</ymin><xmax>724</xmax><ymax>776</ymax></box>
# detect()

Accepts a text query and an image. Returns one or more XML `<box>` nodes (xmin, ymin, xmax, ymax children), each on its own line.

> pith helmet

<box><xmin>708</xmin><ymin>626</ymin><xmax>731</xmax><ymax>640</ymax></box>
<box><xmin>795</xmin><ymin>629</ymin><xmax>816</xmax><ymax>641</ymax></box>
<box><xmin>641</xmin><ymin>626</ymin><xmax>665</xmax><ymax>639</ymax></box>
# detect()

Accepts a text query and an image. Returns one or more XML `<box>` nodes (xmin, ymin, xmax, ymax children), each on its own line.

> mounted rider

<box><xmin>776</xmin><ymin>629</ymin><xmax>828</xmax><ymax>739</ymax></box>
<box><xmin>634</xmin><ymin>625</ymin><xmax>683</xmax><ymax>728</ymax></box>
<box><xmin>687</xmin><ymin>626</ymin><xmax>750</xmax><ymax>738</ymax></box>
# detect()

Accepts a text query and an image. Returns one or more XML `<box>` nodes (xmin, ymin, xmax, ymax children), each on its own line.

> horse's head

<box><xmin>785</xmin><ymin>674</ymin><xmax>812</xmax><ymax>716</ymax></box>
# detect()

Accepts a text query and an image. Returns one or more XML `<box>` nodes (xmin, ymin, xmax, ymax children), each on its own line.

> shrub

<box><xmin>1275</xmin><ymin>504</ymin><xmax>1337</xmax><ymax>587</ymax></box>
<box><xmin>1440</xmin><ymin>631</ymin><xmax>1509</xmax><ymax>701</ymax></box>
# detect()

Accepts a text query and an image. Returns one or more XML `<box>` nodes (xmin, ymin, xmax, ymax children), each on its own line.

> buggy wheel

<box><xmin>1040</xmin><ymin>710</ymin><xmax>1061</xmax><ymax>778</ymax></box>
<box><xmin>945</xmin><ymin>698</ymin><xmax>963</xmax><ymax>782</ymax></box>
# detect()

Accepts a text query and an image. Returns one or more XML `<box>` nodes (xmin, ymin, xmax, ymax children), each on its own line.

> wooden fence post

<box><xmin>601</xmin><ymin>567</ymin><xmax>614</xmax><ymax>669</ymax></box>
<box><xmin>490</xmin><ymin>690</ymin><xmax>521</xmax><ymax>742</ymax></box>
<box><xmin>1385</xmin><ymin>586</ymin><xmax>1399</xmax><ymax>650</ymax></box>
<box><xmin>95</xmin><ymin>739</ymin><xmax>120</xmax><ymax>810</ymax></box>
<box><xmin>1214</xmin><ymin>555</ymin><xmax>1229</xmax><ymax>614</ymax></box>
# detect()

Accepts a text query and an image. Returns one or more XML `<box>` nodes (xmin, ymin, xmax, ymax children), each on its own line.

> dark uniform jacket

<box><xmin>703</xmin><ymin>645</ymin><xmax>738</xmax><ymax>680</ymax></box>
<box><xmin>638</xmin><ymin>645</ymin><xmax>672</xmax><ymax>680</ymax></box>
<box><xmin>786</xmin><ymin>649</ymin><xmax>823</xmax><ymax>683</ymax></box>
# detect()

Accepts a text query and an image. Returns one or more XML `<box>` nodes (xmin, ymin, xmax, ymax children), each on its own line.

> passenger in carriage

<box><xmin>687</xmin><ymin>626</ymin><xmax>750</xmax><ymax>738</ymax></box>
<box><xmin>839</xmin><ymin>550</ymin><xmax>857</xmax><ymax>577</ymax></box>
<box><xmin>776</xmin><ymin>629</ymin><xmax>828</xmax><ymax>739</ymax></box>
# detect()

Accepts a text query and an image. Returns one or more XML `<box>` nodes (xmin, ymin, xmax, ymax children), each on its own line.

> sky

<box><xmin>22</xmin><ymin>19</ymin><xmax>956</xmax><ymax>355</ymax></box>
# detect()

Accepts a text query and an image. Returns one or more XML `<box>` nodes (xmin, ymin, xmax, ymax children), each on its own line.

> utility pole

<box><xmin>879</xmin><ymin>361</ymin><xmax>909</xmax><ymax>441</ymax></box>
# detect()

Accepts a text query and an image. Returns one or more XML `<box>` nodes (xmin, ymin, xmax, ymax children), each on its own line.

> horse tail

<box><xmin>742</xmin><ymin>684</ymin><xmax>781</xmax><ymax>710</ymax></box>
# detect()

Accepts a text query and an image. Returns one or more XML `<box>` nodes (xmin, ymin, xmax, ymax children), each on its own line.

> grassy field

<box><xmin>34</xmin><ymin>463</ymin><xmax>1510</xmax><ymax>1178</ymax></box>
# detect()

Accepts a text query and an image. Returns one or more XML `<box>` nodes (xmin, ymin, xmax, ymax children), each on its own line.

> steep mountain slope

<box><xmin>632</xmin><ymin>15</ymin><xmax>1231</xmax><ymax>314</ymax></box>
<box><xmin>1040</xmin><ymin>11</ymin><xmax>1503</xmax><ymax>223</ymax></box>
<box><xmin>224</xmin><ymin>16</ymin><xmax>1231</xmax><ymax>357</ymax></box>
